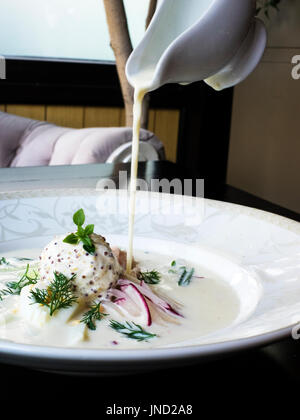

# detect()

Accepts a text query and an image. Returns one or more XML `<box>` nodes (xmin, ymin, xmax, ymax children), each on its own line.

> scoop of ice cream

<box><xmin>38</xmin><ymin>233</ymin><xmax>122</xmax><ymax>300</ymax></box>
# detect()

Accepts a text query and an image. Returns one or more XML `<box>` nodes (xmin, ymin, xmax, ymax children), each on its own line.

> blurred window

<box><xmin>0</xmin><ymin>0</ymin><xmax>149</xmax><ymax>62</ymax></box>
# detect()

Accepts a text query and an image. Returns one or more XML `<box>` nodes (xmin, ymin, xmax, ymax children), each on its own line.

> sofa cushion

<box><xmin>0</xmin><ymin>112</ymin><xmax>43</xmax><ymax>167</ymax></box>
<box><xmin>0</xmin><ymin>111</ymin><xmax>165</xmax><ymax>167</ymax></box>
<box><xmin>50</xmin><ymin>127</ymin><xmax>165</xmax><ymax>165</ymax></box>
<box><xmin>10</xmin><ymin>124</ymin><xmax>69</xmax><ymax>167</ymax></box>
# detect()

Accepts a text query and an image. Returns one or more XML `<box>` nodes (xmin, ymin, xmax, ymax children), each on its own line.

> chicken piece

<box><xmin>111</xmin><ymin>247</ymin><xmax>140</xmax><ymax>277</ymax></box>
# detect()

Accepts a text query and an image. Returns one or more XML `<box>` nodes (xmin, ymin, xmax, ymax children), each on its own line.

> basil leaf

<box><xmin>63</xmin><ymin>233</ymin><xmax>79</xmax><ymax>245</ymax></box>
<box><xmin>81</xmin><ymin>236</ymin><xmax>92</xmax><ymax>247</ymax></box>
<box><xmin>73</xmin><ymin>209</ymin><xmax>85</xmax><ymax>227</ymax></box>
<box><xmin>84</xmin><ymin>224</ymin><xmax>94</xmax><ymax>236</ymax></box>
<box><xmin>63</xmin><ymin>209</ymin><xmax>95</xmax><ymax>255</ymax></box>
<box><xmin>77</xmin><ymin>225</ymin><xmax>85</xmax><ymax>237</ymax></box>
<box><xmin>81</xmin><ymin>236</ymin><xmax>95</xmax><ymax>254</ymax></box>
<box><xmin>83</xmin><ymin>243</ymin><xmax>95</xmax><ymax>255</ymax></box>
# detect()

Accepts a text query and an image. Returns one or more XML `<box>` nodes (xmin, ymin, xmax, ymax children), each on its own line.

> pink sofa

<box><xmin>0</xmin><ymin>111</ymin><xmax>165</xmax><ymax>167</ymax></box>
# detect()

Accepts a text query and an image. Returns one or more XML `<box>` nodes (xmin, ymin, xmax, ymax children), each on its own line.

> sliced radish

<box><xmin>107</xmin><ymin>288</ymin><xmax>127</xmax><ymax>300</ymax></box>
<box><xmin>117</xmin><ymin>279</ymin><xmax>183</xmax><ymax>318</ymax></box>
<box><xmin>105</xmin><ymin>282</ymin><xmax>152</xmax><ymax>326</ymax></box>
<box><xmin>119</xmin><ymin>283</ymin><xmax>152</xmax><ymax>326</ymax></box>
<box><xmin>114</xmin><ymin>297</ymin><xmax>126</xmax><ymax>304</ymax></box>
<box><xmin>139</xmin><ymin>281</ymin><xmax>183</xmax><ymax>318</ymax></box>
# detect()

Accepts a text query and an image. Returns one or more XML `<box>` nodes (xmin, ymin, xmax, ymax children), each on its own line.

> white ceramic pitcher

<box><xmin>126</xmin><ymin>0</ymin><xmax>267</xmax><ymax>91</ymax></box>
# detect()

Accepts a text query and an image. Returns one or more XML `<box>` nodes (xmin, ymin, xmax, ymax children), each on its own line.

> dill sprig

<box><xmin>81</xmin><ymin>301</ymin><xmax>107</xmax><ymax>330</ymax></box>
<box><xmin>0</xmin><ymin>264</ymin><xmax>38</xmax><ymax>301</ymax></box>
<box><xmin>109</xmin><ymin>320</ymin><xmax>156</xmax><ymax>342</ymax></box>
<box><xmin>30</xmin><ymin>272</ymin><xmax>77</xmax><ymax>316</ymax></box>
<box><xmin>6</xmin><ymin>264</ymin><xmax>38</xmax><ymax>295</ymax></box>
<box><xmin>0</xmin><ymin>282</ymin><xmax>17</xmax><ymax>301</ymax></box>
<box><xmin>0</xmin><ymin>288</ymin><xmax>12</xmax><ymax>301</ymax></box>
<box><xmin>63</xmin><ymin>209</ymin><xmax>95</xmax><ymax>255</ymax></box>
<box><xmin>169</xmin><ymin>260</ymin><xmax>195</xmax><ymax>287</ymax></box>
<box><xmin>139</xmin><ymin>270</ymin><xmax>161</xmax><ymax>285</ymax></box>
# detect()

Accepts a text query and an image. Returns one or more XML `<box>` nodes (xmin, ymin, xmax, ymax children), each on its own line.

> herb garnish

<box><xmin>0</xmin><ymin>257</ymin><xmax>8</xmax><ymax>266</ymax></box>
<box><xmin>81</xmin><ymin>301</ymin><xmax>107</xmax><ymax>330</ymax></box>
<box><xmin>0</xmin><ymin>264</ymin><xmax>38</xmax><ymax>300</ymax></box>
<box><xmin>30</xmin><ymin>272</ymin><xmax>77</xmax><ymax>316</ymax></box>
<box><xmin>139</xmin><ymin>270</ymin><xmax>161</xmax><ymax>284</ymax></box>
<box><xmin>109</xmin><ymin>320</ymin><xmax>156</xmax><ymax>342</ymax></box>
<box><xmin>169</xmin><ymin>260</ymin><xmax>195</xmax><ymax>287</ymax></box>
<box><xmin>0</xmin><ymin>288</ymin><xmax>11</xmax><ymax>301</ymax></box>
<box><xmin>63</xmin><ymin>209</ymin><xmax>95</xmax><ymax>255</ymax></box>
<box><xmin>6</xmin><ymin>264</ymin><xmax>38</xmax><ymax>295</ymax></box>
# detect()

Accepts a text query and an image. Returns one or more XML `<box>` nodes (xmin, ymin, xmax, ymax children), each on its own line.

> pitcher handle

<box><xmin>204</xmin><ymin>18</ymin><xmax>267</xmax><ymax>91</ymax></box>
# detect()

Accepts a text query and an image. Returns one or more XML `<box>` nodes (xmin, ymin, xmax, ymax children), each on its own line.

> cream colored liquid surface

<box><xmin>0</xmin><ymin>248</ymin><xmax>240</xmax><ymax>349</ymax></box>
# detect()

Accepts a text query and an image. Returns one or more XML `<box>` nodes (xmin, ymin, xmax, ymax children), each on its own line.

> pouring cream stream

<box><xmin>126</xmin><ymin>69</ymin><xmax>155</xmax><ymax>272</ymax></box>
<box><xmin>126</xmin><ymin>88</ymin><xmax>146</xmax><ymax>271</ymax></box>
